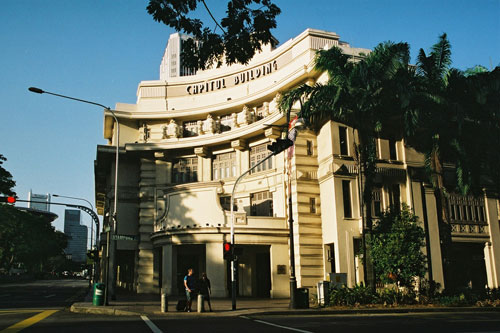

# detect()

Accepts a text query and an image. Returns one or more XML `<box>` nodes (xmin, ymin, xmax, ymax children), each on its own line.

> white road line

<box><xmin>253</xmin><ymin>319</ymin><xmax>314</xmax><ymax>333</ymax></box>
<box><xmin>44</xmin><ymin>294</ymin><xmax>56</xmax><ymax>298</ymax></box>
<box><xmin>141</xmin><ymin>315</ymin><xmax>163</xmax><ymax>333</ymax></box>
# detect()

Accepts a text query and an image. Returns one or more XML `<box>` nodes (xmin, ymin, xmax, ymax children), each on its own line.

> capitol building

<box><xmin>94</xmin><ymin>29</ymin><xmax>500</xmax><ymax>298</ymax></box>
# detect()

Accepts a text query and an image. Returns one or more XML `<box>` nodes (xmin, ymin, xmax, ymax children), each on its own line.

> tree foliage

<box><xmin>147</xmin><ymin>0</ymin><xmax>281</xmax><ymax>70</ymax></box>
<box><xmin>0</xmin><ymin>204</ymin><xmax>68</xmax><ymax>273</ymax></box>
<box><xmin>0</xmin><ymin>154</ymin><xmax>15</xmax><ymax>197</ymax></box>
<box><xmin>0</xmin><ymin>153</ymin><xmax>67</xmax><ymax>274</ymax></box>
<box><xmin>368</xmin><ymin>204</ymin><xmax>427</xmax><ymax>289</ymax></box>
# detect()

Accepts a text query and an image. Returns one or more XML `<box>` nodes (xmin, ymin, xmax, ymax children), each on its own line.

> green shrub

<box><xmin>378</xmin><ymin>288</ymin><xmax>417</xmax><ymax>305</ymax></box>
<box><xmin>329</xmin><ymin>284</ymin><xmax>378</xmax><ymax>306</ymax></box>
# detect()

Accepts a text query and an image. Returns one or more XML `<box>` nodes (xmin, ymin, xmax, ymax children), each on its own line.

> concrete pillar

<box><xmin>270</xmin><ymin>243</ymin><xmax>289</xmax><ymax>298</ymax></box>
<box><xmin>162</xmin><ymin>245</ymin><xmax>173</xmax><ymax>295</ymax></box>
<box><xmin>205</xmin><ymin>242</ymin><xmax>226</xmax><ymax>297</ymax></box>
<box><xmin>423</xmin><ymin>185</ymin><xmax>445</xmax><ymax>289</ymax></box>
<box><xmin>484</xmin><ymin>194</ymin><xmax>500</xmax><ymax>288</ymax></box>
<box><xmin>484</xmin><ymin>242</ymin><xmax>496</xmax><ymax>288</ymax></box>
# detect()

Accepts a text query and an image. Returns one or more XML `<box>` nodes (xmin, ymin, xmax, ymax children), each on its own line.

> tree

<box><xmin>279</xmin><ymin>41</ymin><xmax>413</xmax><ymax>288</ymax></box>
<box><xmin>0</xmin><ymin>154</ymin><xmax>15</xmax><ymax>196</ymax></box>
<box><xmin>368</xmin><ymin>204</ymin><xmax>427</xmax><ymax>289</ymax></box>
<box><xmin>147</xmin><ymin>0</ymin><xmax>281</xmax><ymax>71</ymax></box>
<box><xmin>0</xmin><ymin>154</ymin><xmax>67</xmax><ymax>274</ymax></box>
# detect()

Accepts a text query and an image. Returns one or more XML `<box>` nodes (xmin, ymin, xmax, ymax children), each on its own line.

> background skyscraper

<box><xmin>63</xmin><ymin>209</ymin><xmax>88</xmax><ymax>263</ymax></box>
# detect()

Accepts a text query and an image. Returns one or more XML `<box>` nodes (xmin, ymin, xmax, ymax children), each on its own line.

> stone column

<box><xmin>484</xmin><ymin>193</ymin><xmax>500</xmax><ymax>288</ymax></box>
<box><xmin>161</xmin><ymin>245</ymin><xmax>174</xmax><ymax>294</ymax></box>
<box><xmin>270</xmin><ymin>243</ymin><xmax>289</xmax><ymax>298</ymax></box>
<box><xmin>205</xmin><ymin>242</ymin><xmax>226</xmax><ymax>297</ymax></box>
<box><xmin>423</xmin><ymin>185</ymin><xmax>445</xmax><ymax>288</ymax></box>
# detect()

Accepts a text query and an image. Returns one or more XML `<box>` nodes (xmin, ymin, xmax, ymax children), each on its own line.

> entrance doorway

<box><xmin>225</xmin><ymin>245</ymin><xmax>271</xmax><ymax>297</ymax></box>
<box><xmin>175</xmin><ymin>244</ymin><xmax>205</xmax><ymax>294</ymax></box>
<box><xmin>447</xmin><ymin>242</ymin><xmax>487</xmax><ymax>291</ymax></box>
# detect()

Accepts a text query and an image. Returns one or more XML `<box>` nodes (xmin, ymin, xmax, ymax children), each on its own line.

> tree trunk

<box><xmin>430</xmin><ymin>145</ymin><xmax>452</xmax><ymax>288</ymax></box>
<box><xmin>358</xmin><ymin>134</ymin><xmax>377</xmax><ymax>290</ymax></box>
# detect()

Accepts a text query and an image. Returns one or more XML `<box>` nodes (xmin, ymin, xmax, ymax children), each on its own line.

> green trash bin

<box><xmin>93</xmin><ymin>283</ymin><xmax>105</xmax><ymax>306</ymax></box>
<box><xmin>295</xmin><ymin>288</ymin><xmax>309</xmax><ymax>309</ymax></box>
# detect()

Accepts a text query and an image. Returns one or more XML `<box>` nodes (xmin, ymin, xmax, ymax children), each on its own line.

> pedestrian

<box><xmin>199</xmin><ymin>272</ymin><xmax>212</xmax><ymax>311</ymax></box>
<box><xmin>183</xmin><ymin>268</ymin><xmax>196</xmax><ymax>312</ymax></box>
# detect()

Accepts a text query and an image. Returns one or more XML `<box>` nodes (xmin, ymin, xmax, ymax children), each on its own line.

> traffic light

<box><xmin>267</xmin><ymin>138</ymin><xmax>294</xmax><ymax>155</ymax></box>
<box><xmin>223</xmin><ymin>242</ymin><xmax>233</xmax><ymax>260</ymax></box>
<box><xmin>0</xmin><ymin>196</ymin><xmax>16</xmax><ymax>204</ymax></box>
<box><xmin>86</xmin><ymin>249</ymin><xmax>98</xmax><ymax>261</ymax></box>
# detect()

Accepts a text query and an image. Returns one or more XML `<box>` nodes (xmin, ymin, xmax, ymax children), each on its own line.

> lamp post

<box><xmin>28</xmin><ymin>87</ymin><xmax>119</xmax><ymax>305</ymax></box>
<box><xmin>53</xmin><ymin>194</ymin><xmax>95</xmax><ymax>249</ymax></box>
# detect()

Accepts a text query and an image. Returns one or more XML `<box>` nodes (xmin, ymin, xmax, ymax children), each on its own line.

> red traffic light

<box><xmin>223</xmin><ymin>242</ymin><xmax>233</xmax><ymax>260</ymax></box>
<box><xmin>0</xmin><ymin>196</ymin><xmax>16</xmax><ymax>204</ymax></box>
<box><xmin>224</xmin><ymin>242</ymin><xmax>231</xmax><ymax>252</ymax></box>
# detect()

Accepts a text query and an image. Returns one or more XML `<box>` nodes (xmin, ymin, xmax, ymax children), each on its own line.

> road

<box><xmin>0</xmin><ymin>280</ymin><xmax>499</xmax><ymax>332</ymax></box>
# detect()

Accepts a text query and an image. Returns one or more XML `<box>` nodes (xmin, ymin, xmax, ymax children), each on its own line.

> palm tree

<box><xmin>410</xmin><ymin>33</ymin><xmax>499</xmax><ymax>289</ymax></box>
<box><xmin>279</xmin><ymin>41</ymin><xmax>413</xmax><ymax>289</ymax></box>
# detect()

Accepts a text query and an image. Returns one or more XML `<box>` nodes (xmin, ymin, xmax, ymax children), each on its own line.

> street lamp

<box><xmin>53</xmin><ymin>194</ymin><xmax>95</xmax><ymax>249</ymax></box>
<box><xmin>28</xmin><ymin>87</ymin><xmax>120</xmax><ymax>305</ymax></box>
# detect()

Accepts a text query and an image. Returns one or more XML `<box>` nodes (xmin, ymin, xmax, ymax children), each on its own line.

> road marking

<box><xmin>44</xmin><ymin>294</ymin><xmax>56</xmax><ymax>298</ymax></box>
<box><xmin>253</xmin><ymin>319</ymin><xmax>314</xmax><ymax>333</ymax></box>
<box><xmin>0</xmin><ymin>309</ymin><xmax>58</xmax><ymax>332</ymax></box>
<box><xmin>141</xmin><ymin>315</ymin><xmax>163</xmax><ymax>333</ymax></box>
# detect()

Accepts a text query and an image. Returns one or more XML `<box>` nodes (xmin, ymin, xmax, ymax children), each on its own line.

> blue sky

<box><xmin>1</xmin><ymin>0</ymin><xmax>499</xmax><ymax>240</ymax></box>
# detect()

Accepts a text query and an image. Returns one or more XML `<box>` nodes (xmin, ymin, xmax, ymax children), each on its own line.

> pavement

<box><xmin>70</xmin><ymin>287</ymin><xmax>500</xmax><ymax>317</ymax></box>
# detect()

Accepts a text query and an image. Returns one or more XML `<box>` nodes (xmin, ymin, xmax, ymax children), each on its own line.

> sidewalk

<box><xmin>70</xmin><ymin>288</ymin><xmax>500</xmax><ymax>317</ymax></box>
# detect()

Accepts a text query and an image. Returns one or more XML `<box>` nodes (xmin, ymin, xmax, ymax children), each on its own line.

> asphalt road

<box><xmin>0</xmin><ymin>280</ymin><xmax>499</xmax><ymax>332</ymax></box>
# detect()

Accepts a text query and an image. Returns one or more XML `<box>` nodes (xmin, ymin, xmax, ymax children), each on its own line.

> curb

<box><xmin>69</xmin><ymin>302</ymin><xmax>500</xmax><ymax>317</ymax></box>
<box><xmin>70</xmin><ymin>302</ymin><xmax>141</xmax><ymax>316</ymax></box>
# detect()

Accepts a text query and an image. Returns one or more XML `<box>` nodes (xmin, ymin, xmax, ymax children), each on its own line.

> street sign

<box><xmin>112</xmin><ymin>234</ymin><xmax>137</xmax><ymax>241</ymax></box>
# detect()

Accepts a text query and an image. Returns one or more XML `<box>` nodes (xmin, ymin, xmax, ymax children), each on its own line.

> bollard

<box><xmin>161</xmin><ymin>289</ymin><xmax>168</xmax><ymax>313</ymax></box>
<box><xmin>197</xmin><ymin>294</ymin><xmax>204</xmax><ymax>313</ymax></box>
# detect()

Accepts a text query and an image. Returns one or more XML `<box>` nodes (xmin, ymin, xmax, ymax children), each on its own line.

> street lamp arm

<box><xmin>28</xmin><ymin>87</ymin><xmax>111</xmax><ymax>110</ymax></box>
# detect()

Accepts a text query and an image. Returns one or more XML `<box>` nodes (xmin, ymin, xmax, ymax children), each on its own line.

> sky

<box><xmin>1</xmin><ymin>0</ymin><xmax>499</xmax><ymax>244</ymax></box>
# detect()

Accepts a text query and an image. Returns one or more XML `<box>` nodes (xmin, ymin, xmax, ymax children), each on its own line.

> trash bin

<box><xmin>93</xmin><ymin>283</ymin><xmax>105</xmax><ymax>306</ymax></box>
<box><xmin>317</xmin><ymin>281</ymin><xmax>330</xmax><ymax>306</ymax></box>
<box><xmin>295</xmin><ymin>288</ymin><xmax>309</xmax><ymax>309</ymax></box>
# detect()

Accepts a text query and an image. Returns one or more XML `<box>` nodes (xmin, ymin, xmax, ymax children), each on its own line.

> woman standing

<box><xmin>199</xmin><ymin>272</ymin><xmax>212</xmax><ymax>311</ymax></box>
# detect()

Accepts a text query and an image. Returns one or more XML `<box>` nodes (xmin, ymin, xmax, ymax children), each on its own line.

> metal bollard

<box><xmin>161</xmin><ymin>289</ymin><xmax>168</xmax><ymax>312</ymax></box>
<box><xmin>197</xmin><ymin>294</ymin><xmax>204</xmax><ymax>313</ymax></box>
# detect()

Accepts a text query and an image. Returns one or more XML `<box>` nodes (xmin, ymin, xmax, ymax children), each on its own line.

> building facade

<box><xmin>64</xmin><ymin>209</ymin><xmax>88</xmax><ymax>263</ymax></box>
<box><xmin>94</xmin><ymin>29</ymin><xmax>500</xmax><ymax>297</ymax></box>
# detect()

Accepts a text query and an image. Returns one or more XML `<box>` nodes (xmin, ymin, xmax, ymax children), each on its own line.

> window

<box><xmin>250</xmin><ymin>191</ymin><xmax>273</xmax><ymax>216</ymax></box>
<box><xmin>310</xmin><ymin>198</ymin><xmax>317</xmax><ymax>214</ymax></box>
<box><xmin>250</xmin><ymin>144</ymin><xmax>273</xmax><ymax>174</ymax></box>
<box><xmin>342</xmin><ymin>180</ymin><xmax>352</xmax><ymax>218</ymax></box>
<box><xmin>339</xmin><ymin>126</ymin><xmax>348</xmax><ymax>155</ymax></box>
<box><xmin>220</xmin><ymin>196</ymin><xmax>237</xmax><ymax>211</ymax></box>
<box><xmin>306</xmin><ymin>140</ymin><xmax>313</xmax><ymax>156</ymax></box>
<box><xmin>372</xmin><ymin>187</ymin><xmax>382</xmax><ymax>217</ymax></box>
<box><xmin>327</xmin><ymin>244</ymin><xmax>336</xmax><ymax>273</ymax></box>
<box><xmin>183</xmin><ymin>120</ymin><xmax>199</xmax><ymax>137</ymax></box>
<box><xmin>389</xmin><ymin>139</ymin><xmax>397</xmax><ymax>160</ymax></box>
<box><xmin>172</xmin><ymin>157</ymin><xmax>198</xmax><ymax>183</ymax></box>
<box><xmin>213</xmin><ymin>152</ymin><xmax>237</xmax><ymax>180</ymax></box>
<box><xmin>388</xmin><ymin>183</ymin><xmax>401</xmax><ymax>212</ymax></box>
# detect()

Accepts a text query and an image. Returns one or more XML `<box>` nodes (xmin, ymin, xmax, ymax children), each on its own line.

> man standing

<box><xmin>183</xmin><ymin>268</ymin><xmax>196</xmax><ymax>312</ymax></box>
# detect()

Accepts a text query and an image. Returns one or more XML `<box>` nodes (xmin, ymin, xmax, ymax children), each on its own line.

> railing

<box><xmin>448</xmin><ymin>193</ymin><xmax>488</xmax><ymax>235</ymax></box>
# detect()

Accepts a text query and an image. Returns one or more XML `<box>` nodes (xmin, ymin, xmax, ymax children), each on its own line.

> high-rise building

<box><xmin>159</xmin><ymin>32</ymin><xmax>197</xmax><ymax>80</ymax></box>
<box><xmin>63</xmin><ymin>209</ymin><xmax>88</xmax><ymax>263</ymax></box>
<box><xmin>28</xmin><ymin>190</ymin><xmax>50</xmax><ymax>212</ymax></box>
